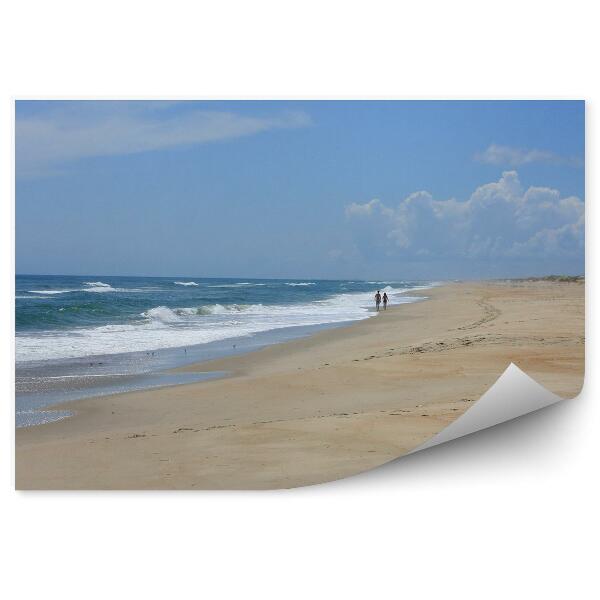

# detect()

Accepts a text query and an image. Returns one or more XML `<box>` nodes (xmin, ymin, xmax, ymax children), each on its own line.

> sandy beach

<box><xmin>15</xmin><ymin>280</ymin><xmax>584</xmax><ymax>490</ymax></box>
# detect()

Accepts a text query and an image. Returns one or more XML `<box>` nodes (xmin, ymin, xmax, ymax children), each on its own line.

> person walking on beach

<box><xmin>375</xmin><ymin>290</ymin><xmax>381</xmax><ymax>311</ymax></box>
<box><xmin>382</xmin><ymin>292</ymin><xmax>388</xmax><ymax>310</ymax></box>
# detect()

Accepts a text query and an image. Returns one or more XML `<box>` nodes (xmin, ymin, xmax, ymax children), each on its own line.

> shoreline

<box><xmin>16</xmin><ymin>276</ymin><xmax>431</xmax><ymax>365</ymax></box>
<box><xmin>15</xmin><ymin>286</ymin><xmax>431</xmax><ymax>427</ymax></box>
<box><xmin>16</xmin><ymin>280</ymin><xmax>584</xmax><ymax>489</ymax></box>
<box><xmin>14</xmin><ymin>319</ymin><xmax>369</xmax><ymax>428</ymax></box>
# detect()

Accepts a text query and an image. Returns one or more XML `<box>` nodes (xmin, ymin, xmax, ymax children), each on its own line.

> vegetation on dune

<box><xmin>511</xmin><ymin>275</ymin><xmax>584</xmax><ymax>283</ymax></box>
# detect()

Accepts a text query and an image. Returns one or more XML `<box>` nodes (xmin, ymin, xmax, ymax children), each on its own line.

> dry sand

<box><xmin>15</xmin><ymin>281</ymin><xmax>585</xmax><ymax>490</ymax></box>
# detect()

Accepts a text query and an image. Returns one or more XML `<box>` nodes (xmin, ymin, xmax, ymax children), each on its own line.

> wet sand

<box><xmin>15</xmin><ymin>280</ymin><xmax>584</xmax><ymax>489</ymax></box>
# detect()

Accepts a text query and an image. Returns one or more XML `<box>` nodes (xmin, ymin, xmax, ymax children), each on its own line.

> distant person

<box><xmin>375</xmin><ymin>290</ymin><xmax>381</xmax><ymax>311</ymax></box>
<box><xmin>382</xmin><ymin>292</ymin><xmax>388</xmax><ymax>310</ymax></box>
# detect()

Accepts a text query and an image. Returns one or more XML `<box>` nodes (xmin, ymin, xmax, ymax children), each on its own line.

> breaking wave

<box><xmin>141</xmin><ymin>304</ymin><xmax>257</xmax><ymax>323</ymax></box>
<box><xmin>82</xmin><ymin>281</ymin><xmax>118</xmax><ymax>293</ymax></box>
<box><xmin>16</xmin><ymin>280</ymin><xmax>432</xmax><ymax>362</ymax></box>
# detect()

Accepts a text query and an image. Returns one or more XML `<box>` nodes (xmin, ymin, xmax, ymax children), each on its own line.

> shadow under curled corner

<box><xmin>325</xmin><ymin>362</ymin><xmax>578</xmax><ymax>490</ymax></box>
<box><xmin>409</xmin><ymin>363</ymin><xmax>563</xmax><ymax>454</ymax></box>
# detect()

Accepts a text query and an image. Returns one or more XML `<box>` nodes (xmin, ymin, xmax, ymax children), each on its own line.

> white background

<box><xmin>1</xmin><ymin>2</ymin><xmax>597</xmax><ymax>599</ymax></box>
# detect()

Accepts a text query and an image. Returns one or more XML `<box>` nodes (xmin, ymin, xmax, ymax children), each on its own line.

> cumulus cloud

<box><xmin>16</xmin><ymin>101</ymin><xmax>311</xmax><ymax>177</ymax></box>
<box><xmin>345</xmin><ymin>171</ymin><xmax>584</xmax><ymax>262</ymax></box>
<box><xmin>475</xmin><ymin>144</ymin><xmax>583</xmax><ymax>167</ymax></box>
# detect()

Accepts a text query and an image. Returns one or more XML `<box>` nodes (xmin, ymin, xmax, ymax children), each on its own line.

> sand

<box><xmin>15</xmin><ymin>280</ymin><xmax>585</xmax><ymax>490</ymax></box>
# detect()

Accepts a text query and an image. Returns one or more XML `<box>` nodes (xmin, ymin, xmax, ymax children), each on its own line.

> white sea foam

<box><xmin>207</xmin><ymin>282</ymin><xmax>266</xmax><ymax>288</ymax></box>
<box><xmin>84</xmin><ymin>281</ymin><xmax>162</xmax><ymax>293</ymax></box>
<box><xmin>285</xmin><ymin>282</ymin><xmax>316</xmax><ymax>286</ymax></box>
<box><xmin>84</xmin><ymin>287</ymin><xmax>117</xmax><ymax>293</ymax></box>
<box><xmin>29</xmin><ymin>289</ymin><xmax>74</xmax><ymax>295</ymax></box>
<box><xmin>15</xmin><ymin>284</ymin><xmax>431</xmax><ymax>363</ymax></box>
<box><xmin>174</xmin><ymin>281</ymin><xmax>199</xmax><ymax>286</ymax></box>
<box><xmin>28</xmin><ymin>286</ymin><xmax>156</xmax><ymax>295</ymax></box>
<box><xmin>16</xmin><ymin>409</ymin><xmax>72</xmax><ymax>427</ymax></box>
<box><xmin>25</xmin><ymin>284</ymin><xmax>197</xmax><ymax>297</ymax></box>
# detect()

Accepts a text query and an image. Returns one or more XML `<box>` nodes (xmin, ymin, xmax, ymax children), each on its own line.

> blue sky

<box><xmin>16</xmin><ymin>100</ymin><xmax>584</xmax><ymax>279</ymax></box>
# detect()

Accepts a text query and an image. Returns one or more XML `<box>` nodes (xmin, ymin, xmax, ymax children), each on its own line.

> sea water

<box><xmin>15</xmin><ymin>275</ymin><xmax>433</xmax><ymax>426</ymax></box>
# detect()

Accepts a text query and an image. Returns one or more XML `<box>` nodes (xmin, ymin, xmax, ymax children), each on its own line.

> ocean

<box><xmin>15</xmin><ymin>275</ymin><xmax>433</xmax><ymax>426</ymax></box>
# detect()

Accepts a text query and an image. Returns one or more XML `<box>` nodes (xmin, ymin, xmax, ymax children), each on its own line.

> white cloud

<box><xmin>345</xmin><ymin>171</ymin><xmax>584</xmax><ymax>261</ymax></box>
<box><xmin>475</xmin><ymin>143</ymin><xmax>583</xmax><ymax>167</ymax></box>
<box><xmin>16</xmin><ymin>102</ymin><xmax>311</xmax><ymax>177</ymax></box>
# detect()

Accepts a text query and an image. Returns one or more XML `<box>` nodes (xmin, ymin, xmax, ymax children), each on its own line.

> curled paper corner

<box><xmin>409</xmin><ymin>363</ymin><xmax>563</xmax><ymax>454</ymax></box>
